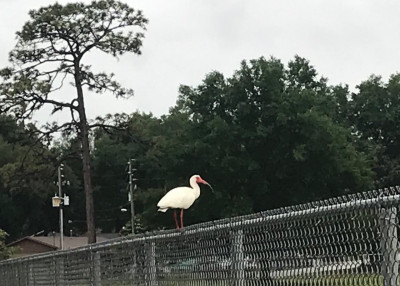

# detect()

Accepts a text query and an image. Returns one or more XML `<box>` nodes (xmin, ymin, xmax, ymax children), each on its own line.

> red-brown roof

<box><xmin>7</xmin><ymin>236</ymin><xmax>58</xmax><ymax>250</ymax></box>
<box><xmin>8</xmin><ymin>233</ymin><xmax>119</xmax><ymax>251</ymax></box>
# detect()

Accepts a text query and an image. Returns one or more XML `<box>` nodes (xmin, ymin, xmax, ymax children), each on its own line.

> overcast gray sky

<box><xmin>1</xmin><ymin>0</ymin><xmax>400</xmax><ymax>125</ymax></box>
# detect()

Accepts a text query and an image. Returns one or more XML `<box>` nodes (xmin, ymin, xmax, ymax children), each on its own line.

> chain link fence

<box><xmin>1</xmin><ymin>187</ymin><xmax>400</xmax><ymax>285</ymax></box>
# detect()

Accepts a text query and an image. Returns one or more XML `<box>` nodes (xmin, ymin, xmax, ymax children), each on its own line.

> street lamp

<box><xmin>51</xmin><ymin>193</ymin><xmax>70</xmax><ymax>250</ymax></box>
<box><xmin>51</xmin><ymin>164</ymin><xmax>70</xmax><ymax>250</ymax></box>
<box><xmin>52</xmin><ymin>194</ymin><xmax>70</xmax><ymax>207</ymax></box>
<box><xmin>52</xmin><ymin>195</ymin><xmax>63</xmax><ymax>207</ymax></box>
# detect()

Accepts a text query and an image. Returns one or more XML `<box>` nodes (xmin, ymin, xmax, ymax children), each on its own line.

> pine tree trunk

<box><xmin>75</xmin><ymin>62</ymin><xmax>96</xmax><ymax>244</ymax></box>
<box><xmin>81</xmin><ymin>119</ymin><xmax>96</xmax><ymax>244</ymax></box>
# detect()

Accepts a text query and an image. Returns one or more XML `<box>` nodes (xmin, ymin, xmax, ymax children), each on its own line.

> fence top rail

<box><xmin>1</xmin><ymin>186</ymin><xmax>399</xmax><ymax>264</ymax></box>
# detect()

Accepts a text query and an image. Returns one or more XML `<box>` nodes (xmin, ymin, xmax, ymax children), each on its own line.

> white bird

<box><xmin>157</xmin><ymin>175</ymin><xmax>212</xmax><ymax>230</ymax></box>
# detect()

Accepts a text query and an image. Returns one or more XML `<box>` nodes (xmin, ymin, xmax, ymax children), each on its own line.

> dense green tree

<box><xmin>350</xmin><ymin>74</ymin><xmax>400</xmax><ymax>186</ymax></box>
<box><xmin>173</xmin><ymin>56</ymin><xmax>374</xmax><ymax>215</ymax></box>
<box><xmin>50</xmin><ymin>136</ymin><xmax>86</xmax><ymax>236</ymax></box>
<box><xmin>0</xmin><ymin>115</ymin><xmax>58</xmax><ymax>240</ymax></box>
<box><xmin>90</xmin><ymin>111</ymin><xmax>215</xmax><ymax>231</ymax></box>
<box><xmin>87</xmin><ymin>57</ymin><xmax>376</xmax><ymax>231</ymax></box>
<box><xmin>1</xmin><ymin>55</ymin><xmax>384</xmax><ymax>236</ymax></box>
<box><xmin>91</xmin><ymin>113</ymin><xmax>167</xmax><ymax>231</ymax></box>
<box><xmin>50</xmin><ymin>56</ymin><xmax>377</xmax><ymax>232</ymax></box>
<box><xmin>0</xmin><ymin>229</ymin><xmax>15</xmax><ymax>260</ymax></box>
<box><xmin>0</xmin><ymin>0</ymin><xmax>148</xmax><ymax>243</ymax></box>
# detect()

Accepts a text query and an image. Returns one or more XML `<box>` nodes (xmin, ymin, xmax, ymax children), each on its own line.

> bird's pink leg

<box><xmin>180</xmin><ymin>209</ymin><xmax>184</xmax><ymax>229</ymax></box>
<box><xmin>173</xmin><ymin>210</ymin><xmax>179</xmax><ymax>230</ymax></box>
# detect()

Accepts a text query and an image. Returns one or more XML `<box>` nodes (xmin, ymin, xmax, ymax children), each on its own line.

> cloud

<box><xmin>2</xmin><ymin>0</ymin><xmax>400</xmax><ymax>127</ymax></box>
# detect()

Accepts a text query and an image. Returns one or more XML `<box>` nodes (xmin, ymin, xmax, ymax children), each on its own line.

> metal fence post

<box><xmin>146</xmin><ymin>241</ymin><xmax>157</xmax><ymax>286</ymax></box>
<box><xmin>6</xmin><ymin>264</ymin><xmax>11</xmax><ymax>286</ymax></box>
<box><xmin>93</xmin><ymin>252</ymin><xmax>102</xmax><ymax>286</ymax></box>
<box><xmin>21</xmin><ymin>261</ymin><xmax>28</xmax><ymax>286</ymax></box>
<box><xmin>53</xmin><ymin>256</ymin><xmax>57</xmax><ymax>285</ymax></box>
<box><xmin>55</xmin><ymin>255</ymin><xmax>65</xmax><ymax>286</ymax></box>
<box><xmin>17</xmin><ymin>262</ymin><xmax>22</xmax><ymax>286</ymax></box>
<box><xmin>27</xmin><ymin>262</ymin><xmax>34</xmax><ymax>286</ymax></box>
<box><xmin>380</xmin><ymin>207</ymin><xmax>399</xmax><ymax>286</ymax></box>
<box><xmin>130</xmin><ymin>247</ymin><xmax>137</xmax><ymax>283</ymax></box>
<box><xmin>231</xmin><ymin>229</ymin><xmax>244</xmax><ymax>286</ymax></box>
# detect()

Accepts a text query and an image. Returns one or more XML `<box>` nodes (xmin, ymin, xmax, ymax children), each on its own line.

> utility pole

<box><xmin>58</xmin><ymin>164</ymin><xmax>64</xmax><ymax>250</ymax></box>
<box><xmin>128</xmin><ymin>159</ymin><xmax>137</xmax><ymax>235</ymax></box>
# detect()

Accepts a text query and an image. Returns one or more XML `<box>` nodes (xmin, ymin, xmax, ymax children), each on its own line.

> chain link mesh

<box><xmin>1</xmin><ymin>187</ymin><xmax>400</xmax><ymax>285</ymax></box>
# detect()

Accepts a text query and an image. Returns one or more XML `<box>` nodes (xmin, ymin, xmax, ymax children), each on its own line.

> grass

<box><xmin>99</xmin><ymin>274</ymin><xmax>389</xmax><ymax>286</ymax></box>
<box><xmin>277</xmin><ymin>274</ymin><xmax>384</xmax><ymax>286</ymax></box>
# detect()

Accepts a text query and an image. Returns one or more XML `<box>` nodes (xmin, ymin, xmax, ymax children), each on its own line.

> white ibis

<box><xmin>157</xmin><ymin>175</ymin><xmax>213</xmax><ymax>230</ymax></box>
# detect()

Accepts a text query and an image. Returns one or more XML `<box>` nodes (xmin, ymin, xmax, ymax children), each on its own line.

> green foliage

<box><xmin>172</xmin><ymin>56</ymin><xmax>373</xmax><ymax>214</ymax></box>
<box><xmin>350</xmin><ymin>74</ymin><xmax>400</xmax><ymax>186</ymax></box>
<box><xmin>1</xmin><ymin>43</ymin><xmax>396</xmax><ymax>236</ymax></box>
<box><xmin>91</xmin><ymin>113</ymin><xmax>166</xmax><ymax>232</ymax></box>
<box><xmin>118</xmin><ymin>214</ymin><xmax>148</xmax><ymax>236</ymax></box>
<box><xmin>0</xmin><ymin>229</ymin><xmax>15</xmax><ymax>260</ymax></box>
<box><xmin>0</xmin><ymin>115</ymin><xmax>58</xmax><ymax>240</ymax></box>
<box><xmin>89</xmin><ymin>57</ymin><xmax>376</xmax><ymax>232</ymax></box>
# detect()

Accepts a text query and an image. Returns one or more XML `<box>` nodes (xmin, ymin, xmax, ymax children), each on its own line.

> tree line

<box><xmin>1</xmin><ymin>55</ymin><xmax>399</xmax><ymax>243</ymax></box>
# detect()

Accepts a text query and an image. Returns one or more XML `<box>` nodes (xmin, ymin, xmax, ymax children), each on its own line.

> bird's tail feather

<box><xmin>158</xmin><ymin>208</ymin><xmax>168</xmax><ymax>212</ymax></box>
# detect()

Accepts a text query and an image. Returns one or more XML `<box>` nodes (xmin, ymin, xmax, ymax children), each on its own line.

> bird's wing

<box><xmin>157</xmin><ymin>187</ymin><xmax>195</xmax><ymax>209</ymax></box>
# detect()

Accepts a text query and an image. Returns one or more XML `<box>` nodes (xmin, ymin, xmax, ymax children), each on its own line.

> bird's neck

<box><xmin>190</xmin><ymin>181</ymin><xmax>201</xmax><ymax>199</ymax></box>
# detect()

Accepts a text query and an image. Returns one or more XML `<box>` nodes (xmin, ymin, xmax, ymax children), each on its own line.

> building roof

<box><xmin>33</xmin><ymin>234</ymin><xmax>118</xmax><ymax>250</ymax></box>
<box><xmin>8</xmin><ymin>233</ymin><xmax>119</xmax><ymax>251</ymax></box>
<box><xmin>7</xmin><ymin>236</ymin><xmax>58</xmax><ymax>250</ymax></box>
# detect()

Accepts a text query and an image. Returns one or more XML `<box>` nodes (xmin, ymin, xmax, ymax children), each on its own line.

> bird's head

<box><xmin>193</xmin><ymin>175</ymin><xmax>214</xmax><ymax>191</ymax></box>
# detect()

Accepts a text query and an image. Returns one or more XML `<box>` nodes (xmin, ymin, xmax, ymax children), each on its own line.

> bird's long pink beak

<box><xmin>199</xmin><ymin>178</ymin><xmax>214</xmax><ymax>192</ymax></box>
